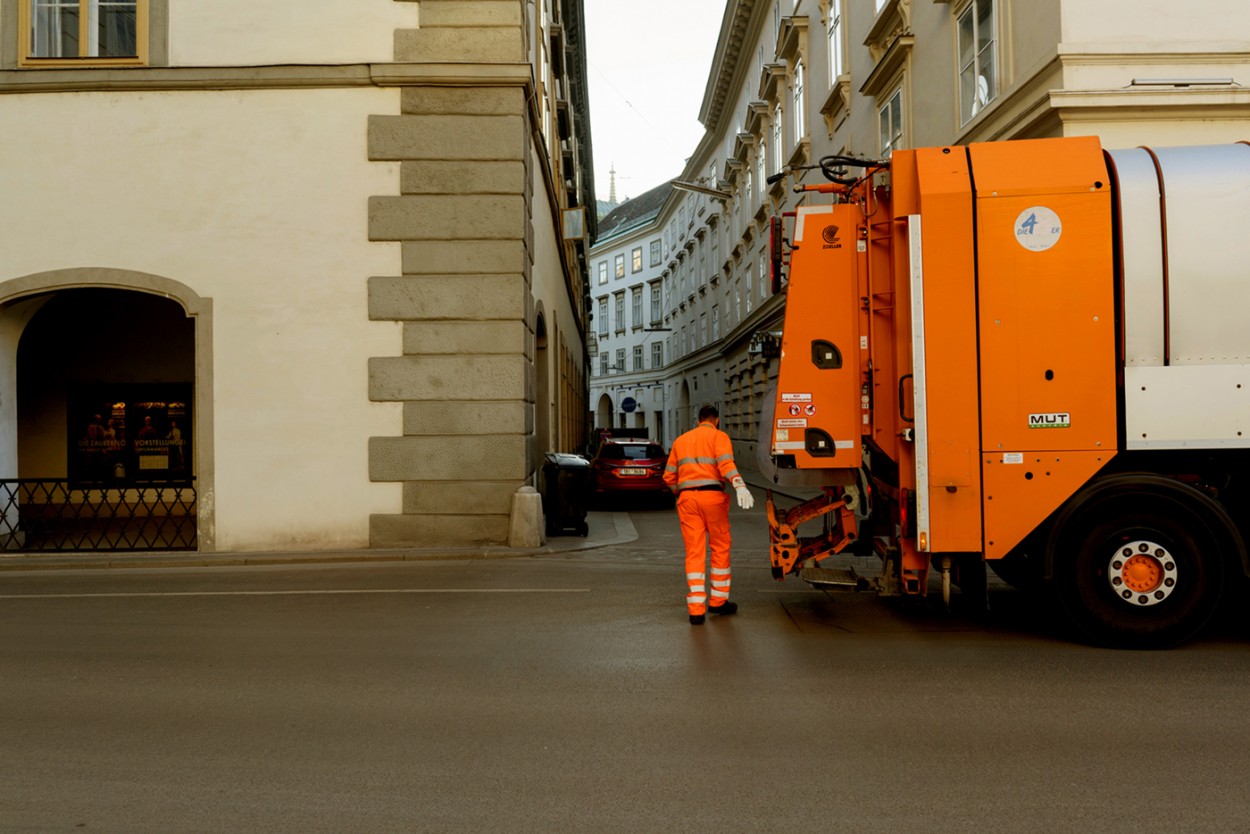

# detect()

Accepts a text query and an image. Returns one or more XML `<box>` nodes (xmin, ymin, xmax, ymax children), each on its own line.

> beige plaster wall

<box><xmin>169</xmin><ymin>0</ymin><xmax>418</xmax><ymax>66</ymax></box>
<box><xmin>0</xmin><ymin>87</ymin><xmax>404</xmax><ymax>551</ymax></box>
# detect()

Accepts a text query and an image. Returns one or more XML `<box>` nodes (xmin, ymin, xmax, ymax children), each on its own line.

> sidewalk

<box><xmin>0</xmin><ymin>477</ymin><xmax>813</xmax><ymax>573</ymax></box>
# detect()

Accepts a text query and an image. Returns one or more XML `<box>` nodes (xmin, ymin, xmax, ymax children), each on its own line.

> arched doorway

<box><xmin>0</xmin><ymin>275</ymin><xmax>208</xmax><ymax>552</ymax></box>
<box><xmin>594</xmin><ymin>392</ymin><xmax>614</xmax><ymax>437</ymax></box>
<box><xmin>535</xmin><ymin>311</ymin><xmax>551</xmax><ymax>462</ymax></box>
<box><xmin>678</xmin><ymin>380</ymin><xmax>692</xmax><ymax>433</ymax></box>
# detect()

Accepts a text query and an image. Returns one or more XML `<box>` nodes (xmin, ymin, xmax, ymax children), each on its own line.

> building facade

<box><xmin>592</xmin><ymin>0</ymin><xmax>1250</xmax><ymax>471</ymax></box>
<box><xmin>0</xmin><ymin>0</ymin><xmax>595</xmax><ymax>552</ymax></box>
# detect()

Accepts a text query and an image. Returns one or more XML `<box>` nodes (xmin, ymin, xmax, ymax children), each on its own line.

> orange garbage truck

<box><xmin>760</xmin><ymin>136</ymin><xmax>1250</xmax><ymax>648</ymax></box>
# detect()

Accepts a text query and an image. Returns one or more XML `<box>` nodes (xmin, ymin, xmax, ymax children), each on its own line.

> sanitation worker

<box><xmin>663</xmin><ymin>405</ymin><xmax>754</xmax><ymax>625</ymax></box>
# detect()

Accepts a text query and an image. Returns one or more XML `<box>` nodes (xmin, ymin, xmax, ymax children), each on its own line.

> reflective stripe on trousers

<box><xmin>676</xmin><ymin>488</ymin><xmax>732</xmax><ymax>615</ymax></box>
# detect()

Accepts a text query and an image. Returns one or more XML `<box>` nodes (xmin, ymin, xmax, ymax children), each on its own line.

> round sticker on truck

<box><xmin>1014</xmin><ymin>206</ymin><xmax>1062</xmax><ymax>252</ymax></box>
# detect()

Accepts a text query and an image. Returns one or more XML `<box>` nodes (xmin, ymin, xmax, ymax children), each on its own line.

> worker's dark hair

<box><xmin>698</xmin><ymin>405</ymin><xmax>719</xmax><ymax>422</ymax></box>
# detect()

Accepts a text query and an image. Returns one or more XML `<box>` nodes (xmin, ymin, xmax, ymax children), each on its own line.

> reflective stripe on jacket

<box><xmin>662</xmin><ymin>422</ymin><xmax>744</xmax><ymax>493</ymax></box>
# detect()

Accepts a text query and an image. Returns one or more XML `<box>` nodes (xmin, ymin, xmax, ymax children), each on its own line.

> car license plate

<box><xmin>619</xmin><ymin>468</ymin><xmax>647</xmax><ymax>476</ymax></box>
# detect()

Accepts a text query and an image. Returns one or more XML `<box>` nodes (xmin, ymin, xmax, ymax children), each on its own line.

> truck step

<box><xmin>799</xmin><ymin>566</ymin><xmax>866</xmax><ymax>590</ymax></box>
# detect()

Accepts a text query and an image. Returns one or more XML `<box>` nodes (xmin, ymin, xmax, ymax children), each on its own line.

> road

<box><xmin>2</xmin><ymin>499</ymin><xmax>1250</xmax><ymax>832</ymax></box>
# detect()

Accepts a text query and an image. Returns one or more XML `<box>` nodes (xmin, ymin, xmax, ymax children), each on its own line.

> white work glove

<box><xmin>735</xmin><ymin>485</ymin><xmax>754</xmax><ymax>510</ymax></box>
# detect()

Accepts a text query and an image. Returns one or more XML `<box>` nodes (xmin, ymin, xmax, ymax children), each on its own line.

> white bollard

<box><xmin>508</xmin><ymin>485</ymin><xmax>545</xmax><ymax>548</ymax></box>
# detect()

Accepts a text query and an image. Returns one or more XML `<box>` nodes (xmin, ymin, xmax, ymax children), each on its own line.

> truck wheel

<box><xmin>1052</xmin><ymin>481</ymin><xmax>1227</xmax><ymax>649</ymax></box>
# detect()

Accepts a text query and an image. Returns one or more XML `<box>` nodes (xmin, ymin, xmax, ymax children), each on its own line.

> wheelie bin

<box><xmin>542</xmin><ymin>453</ymin><xmax>590</xmax><ymax>537</ymax></box>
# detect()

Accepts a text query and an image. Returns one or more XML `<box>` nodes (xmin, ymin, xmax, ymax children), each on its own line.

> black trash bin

<box><xmin>542</xmin><ymin>453</ymin><xmax>590</xmax><ymax>537</ymax></box>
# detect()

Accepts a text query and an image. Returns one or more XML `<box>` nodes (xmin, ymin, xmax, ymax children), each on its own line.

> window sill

<box><xmin>787</xmin><ymin>139</ymin><xmax>810</xmax><ymax>170</ymax></box>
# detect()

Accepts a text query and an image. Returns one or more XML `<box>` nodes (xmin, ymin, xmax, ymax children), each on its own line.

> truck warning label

<box><xmin>777</xmin><ymin>418</ymin><xmax>807</xmax><ymax>428</ymax></box>
<box><xmin>780</xmin><ymin>393</ymin><xmax>812</xmax><ymax>403</ymax></box>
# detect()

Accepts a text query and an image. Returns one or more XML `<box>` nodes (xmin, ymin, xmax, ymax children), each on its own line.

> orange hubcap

<box><xmin>1121</xmin><ymin>554</ymin><xmax>1162</xmax><ymax>593</ymax></box>
<box><xmin>1108</xmin><ymin>541</ymin><xmax>1177</xmax><ymax>607</ymax></box>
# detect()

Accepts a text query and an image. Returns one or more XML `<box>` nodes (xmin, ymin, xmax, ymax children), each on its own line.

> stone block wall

<box><xmin>367</xmin><ymin>0</ymin><xmax>538</xmax><ymax>547</ymax></box>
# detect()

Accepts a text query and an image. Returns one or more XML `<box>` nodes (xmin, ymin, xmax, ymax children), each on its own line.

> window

<box><xmin>614</xmin><ymin>254</ymin><xmax>625</xmax><ymax>279</ymax></box>
<box><xmin>712</xmin><ymin>306</ymin><xmax>720</xmax><ymax>341</ymax></box>
<box><xmin>20</xmin><ymin>0</ymin><xmax>148</xmax><ymax>64</ymax></box>
<box><xmin>680</xmin><ymin>326</ymin><xmax>688</xmax><ymax>356</ymax></box>
<box><xmin>757</xmin><ymin>142</ymin><xmax>767</xmax><ymax>198</ymax></box>
<box><xmin>615</xmin><ymin>348</ymin><xmax>625</xmax><ymax>373</ymax></box>
<box><xmin>745</xmin><ymin>270</ymin><xmax>754</xmax><ymax>314</ymax></box>
<box><xmin>958</xmin><ymin>0</ymin><xmax>996</xmax><ymax>123</ymax></box>
<box><xmin>745</xmin><ymin>168</ymin><xmax>753</xmax><ymax>206</ymax></box>
<box><xmin>614</xmin><ymin>293</ymin><xmax>625</xmax><ymax>333</ymax></box>
<box><xmin>828</xmin><ymin>1</ymin><xmax>843</xmax><ymax>83</ymax></box>
<box><xmin>597</xmin><ymin>298</ymin><xmax>608</xmax><ymax>336</ymax></box>
<box><xmin>632</xmin><ymin>345</ymin><xmax>643</xmax><ymax>372</ymax></box>
<box><xmin>650</xmin><ymin>285</ymin><xmax>662</xmax><ymax>323</ymax></box>
<box><xmin>631</xmin><ymin>287</ymin><xmax>642</xmax><ymax>328</ymax></box>
<box><xmin>793</xmin><ymin>61</ymin><xmax>806</xmax><ymax>142</ymax></box>
<box><xmin>631</xmin><ymin>247</ymin><xmax>643</xmax><ymax>273</ymax></box>
<box><xmin>598</xmin><ymin>262</ymin><xmax>608</xmax><ymax>285</ymax></box>
<box><xmin>773</xmin><ymin>104</ymin><xmax>783</xmax><ymax>158</ymax></box>
<box><xmin>759</xmin><ymin>251</ymin><xmax>769</xmax><ymax>299</ymax></box>
<box><xmin>651</xmin><ymin>342</ymin><xmax>664</xmax><ymax>369</ymax></box>
<box><xmin>600</xmin><ymin>354</ymin><xmax>608</xmax><ymax>376</ymax></box>
<box><xmin>879</xmin><ymin>87</ymin><xmax>904</xmax><ymax>156</ymax></box>
<box><xmin>649</xmin><ymin>240</ymin><xmax>662</xmax><ymax>267</ymax></box>
<box><xmin>700</xmin><ymin>313</ymin><xmax>707</xmax><ymax>346</ymax></box>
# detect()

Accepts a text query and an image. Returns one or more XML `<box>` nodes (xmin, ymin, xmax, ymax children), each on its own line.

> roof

<box><xmin>594</xmin><ymin>181</ymin><xmax>675</xmax><ymax>244</ymax></box>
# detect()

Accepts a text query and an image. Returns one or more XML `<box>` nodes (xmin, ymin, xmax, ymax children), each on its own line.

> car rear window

<box><xmin>600</xmin><ymin>443</ymin><xmax>665</xmax><ymax>460</ymax></box>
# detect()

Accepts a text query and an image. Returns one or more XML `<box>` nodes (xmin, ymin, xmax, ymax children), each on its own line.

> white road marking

<box><xmin>0</xmin><ymin>588</ymin><xmax>591</xmax><ymax>600</ymax></box>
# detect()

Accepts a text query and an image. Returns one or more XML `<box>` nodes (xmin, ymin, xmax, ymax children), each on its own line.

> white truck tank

<box><xmin>1108</xmin><ymin>143</ymin><xmax>1250</xmax><ymax>449</ymax></box>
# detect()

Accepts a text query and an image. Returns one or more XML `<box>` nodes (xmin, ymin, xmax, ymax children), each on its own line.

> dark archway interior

<box><xmin>18</xmin><ymin>289</ymin><xmax>193</xmax><ymax>477</ymax></box>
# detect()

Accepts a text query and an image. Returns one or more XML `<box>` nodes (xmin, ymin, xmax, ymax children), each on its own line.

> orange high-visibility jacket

<box><xmin>663</xmin><ymin>422</ymin><xmax>745</xmax><ymax>493</ymax></box>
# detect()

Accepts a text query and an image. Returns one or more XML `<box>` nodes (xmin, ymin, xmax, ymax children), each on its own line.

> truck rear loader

<box><xmin>760</xmin><ymin>136</ymin><xmax>1250</xmax><ymax>648</ymax></box>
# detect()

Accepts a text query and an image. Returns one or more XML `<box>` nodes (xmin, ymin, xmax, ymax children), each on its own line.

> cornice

<box><xmin>698</xmin><ymin>0</ymin><xmax>759</xmax><ymax>131</ymax></box>
<box><xmin>0</xmin><ymin>62</ymin><xmax>533</xmax><ymax>94</ymax></box>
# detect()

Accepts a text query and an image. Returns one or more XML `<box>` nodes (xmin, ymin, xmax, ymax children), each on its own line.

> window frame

<box><xmin>614</xmin><ymin>254</ymin><xmax>625</xmax><ymax>280</ymax></box>
<box><xmin>631</xmin><ymin>247</ymin><xmax>643</xmax><ymax>273</ymax></box>
<box><xmin>792</xmin><ymin>60</ymin><xmax>806</xmax><ymax>143</ymax></box>
<box><xmin>649</xmin><ymin>240</ymin><xmax>662</xmax><ymax>267</ymax></box>
<box><xmin>828</xmin><ymin>1</ymin><xmax>843</xmax><ymax>84</ymax></box>
<box><xmin>879</xmin><ymin>86</ymin><xmax>904</xmax><ymax>156</ymax></box>
<box><xmin>613</xmin><ymin>292</ymin><xmax>625</xmax><ymax>334</ymax></box>
<box><xmin>17</xmin><ymin>0</ymin><xmax>150</xmax><ymax>66</ymax></box>
<box><xmin>957</xmin><ymin>0</ymin><xmax>997</xmax><ymax>125</ymax></box>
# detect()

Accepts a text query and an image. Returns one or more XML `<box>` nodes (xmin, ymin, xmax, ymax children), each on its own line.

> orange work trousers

<box><xmin>676</xmin><ymin>489</ymin><xmax>732</xmax><ymax>616</ymax></box>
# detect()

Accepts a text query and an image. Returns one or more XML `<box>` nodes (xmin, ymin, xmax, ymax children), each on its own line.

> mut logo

<box><xmin>1028</xmin><ymin>412</ymin><xmax>1071</xmax><ymax>429</ymax></box>
<box><xmin>821</xmin><ymin>224</ymin><xmax>842</xmax><ymax>249</ymax></box>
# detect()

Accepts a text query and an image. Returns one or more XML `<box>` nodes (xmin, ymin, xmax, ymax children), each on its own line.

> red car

<box><xmin>590</xmin><ymin>440</ymin><xmax>672</xmax><ymax>501</ymax></box>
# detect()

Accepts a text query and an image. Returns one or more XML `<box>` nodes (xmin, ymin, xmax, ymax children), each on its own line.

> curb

<box><xmin>0</xmin><ymin>511</ymin><xmax>640</xmax><ymax>573</ymax></box>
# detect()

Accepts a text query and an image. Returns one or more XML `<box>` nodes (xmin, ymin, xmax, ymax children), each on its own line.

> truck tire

<box><xmin>1051</xmin><ymin>477</ymin><xmax>1228</xmax><ymax>649</ymax></box>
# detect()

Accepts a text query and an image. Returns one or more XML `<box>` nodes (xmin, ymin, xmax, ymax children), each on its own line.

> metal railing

<box><xmin>0</xmin><ymin>479</ymin><xmax>197</xmax><ymax>552</ymax></box>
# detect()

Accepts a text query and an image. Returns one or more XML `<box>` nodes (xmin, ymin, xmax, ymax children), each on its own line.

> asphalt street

<box><xmin>2</xmin><ymin>496</ymin><xmax>1250</xmax><ymax>832</ymax></box>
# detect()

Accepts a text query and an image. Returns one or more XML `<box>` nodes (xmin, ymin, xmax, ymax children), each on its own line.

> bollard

<box><xmin>508</xmin><ymin>485</ymin><xmax>545</xmax><ymax>548</ymax></box>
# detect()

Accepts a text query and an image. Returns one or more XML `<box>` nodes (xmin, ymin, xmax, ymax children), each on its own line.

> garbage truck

<box><xmin>760</xmin><ymin>136</ymin><xmax>1250</xmax><ymax>648</ymax></box>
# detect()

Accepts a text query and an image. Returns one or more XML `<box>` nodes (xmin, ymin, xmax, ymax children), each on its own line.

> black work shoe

<box><xmin>708</xmin><ymin>601</ymin><xmax>738</xmax><ymax>616</ymax></box>
<box><xmin>689</xmin><ymin>614</ymin><xmax>705</xmax><ymax>625</ymax></box>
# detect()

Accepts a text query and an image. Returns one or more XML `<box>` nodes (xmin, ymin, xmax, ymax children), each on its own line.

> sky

<box><xmin>583</xmin><ymin>0</ymin><xmax>728</xmax><ymax>205</ymax></box>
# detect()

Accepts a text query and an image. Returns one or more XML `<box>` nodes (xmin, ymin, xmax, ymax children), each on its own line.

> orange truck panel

<box><xmin>771</xmin><ymin>204</ymin><xmax>863</xmax><ymax>472</ymax></box>
<box><xmin>982</xmin><ymin>450</ymin><xmax>1112</xmax><ymax>560</ymax></box>
<box><xmin>969</xmin><ymin>138</ymin><xmax>1117</xmax><ymax>557</ymax></box>
<box><xmin>911</xmin><ymin>147</ymin><xmax>983</xmax><ymax>553</ymax></box>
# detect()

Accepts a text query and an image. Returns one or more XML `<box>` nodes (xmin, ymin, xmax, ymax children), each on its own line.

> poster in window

<box><xmin>68</xmin><ymin>384</ymin><xmax>192</xmax><ymax>484</ymax></box>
